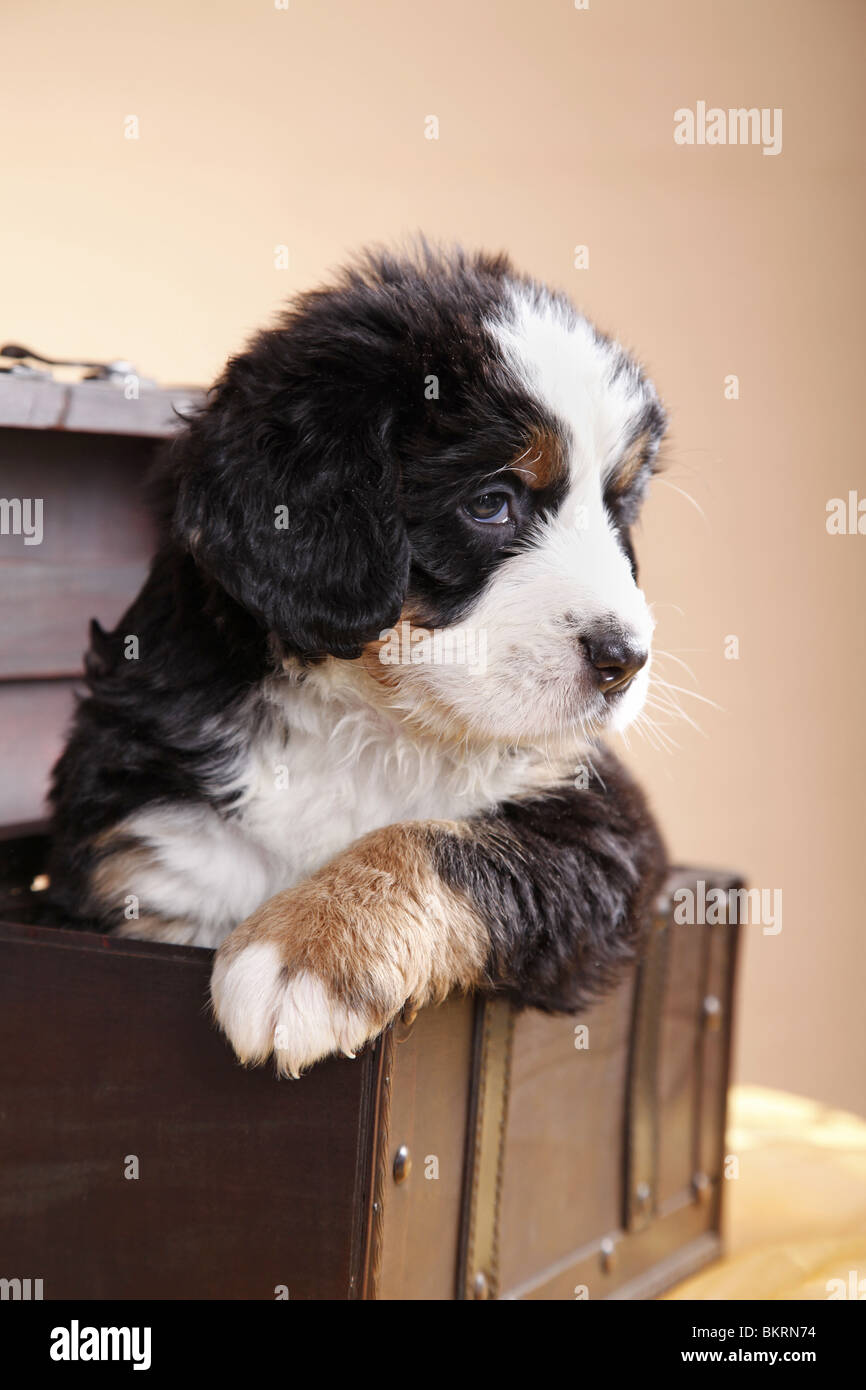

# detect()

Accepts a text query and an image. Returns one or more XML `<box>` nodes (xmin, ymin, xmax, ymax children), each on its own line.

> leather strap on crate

<box><xmin>694</xmin><ymin>885</ymin><xmax>743</xmax><ymax>1213</ymax></box>
<box><xmin>457</xmin><ymin>996</ymin><xmax>515</xmax><ymax>1299</ymax></box>
<box><xmin>357</xmin><ymin>1024</ymin><xmax>396</xmax><ymax>1300</ymax></box>
<box><xmin>624</xmin><ymin>908</ymin><xmax>671</xmax><ymax>1232</ymax></box>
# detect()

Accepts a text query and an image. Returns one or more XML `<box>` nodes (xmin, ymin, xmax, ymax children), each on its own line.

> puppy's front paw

<box><xmin>209</xmin><ymin>822</ymin><xmax>489</xmax><ymax>1076</ymax></box>
<box><xmin>210</xmin><ymin>941</ymin><xmax>380</xmax><ymax>1078</ymax></box>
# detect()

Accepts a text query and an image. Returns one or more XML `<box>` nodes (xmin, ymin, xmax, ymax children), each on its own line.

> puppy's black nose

<box><xmin>582</xmin><ymin>632</ymin><xmax>648</xmax><ymax>695</ymax></box>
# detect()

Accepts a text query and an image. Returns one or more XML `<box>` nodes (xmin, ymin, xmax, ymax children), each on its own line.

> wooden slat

<box><xmin>0</xmin><ymin>375</ymin><xmax>203</xmax><ymax>436</ymax></box>
<box><xmin>0</xmin><ymin>562</ymin><xmax>154</xmax><ymax>679</ymax></box>
<box><xmin>497</xmin><ymin>980</ymin><xmax>635</xmax><ymax>1293</ymax></box>
<box><xmin>0</xmin><ymin>680</ymin><xmax>77</xmax><ymax>823</ymax></box>
<box><xmin>0</xmin><ymin>430</ymin><xmax>158</xmax><ymax>679</ymax></box>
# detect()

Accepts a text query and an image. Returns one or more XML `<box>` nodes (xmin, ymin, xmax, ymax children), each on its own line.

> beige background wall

<box><xmin>3</xmin><ymin>1</ymin><xmax>864</xmax><ymax>1111</ymax></box>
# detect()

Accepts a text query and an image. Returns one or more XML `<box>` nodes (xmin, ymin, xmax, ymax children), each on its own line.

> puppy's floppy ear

<box><xmin>171</xmin><ymin>353</ymin><xmax>410</xmax><ymax>660</ymax></box>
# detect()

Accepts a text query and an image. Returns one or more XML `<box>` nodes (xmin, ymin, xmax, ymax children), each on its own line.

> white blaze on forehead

<box><xmin>488</xmin><ymin>282</ymin><xmax>651</xmax><ymax>489</ymax></box>
<box><xmin>374</xmin><ymin>277</ymin><xmax>660</xmax><ymax>748</ymax></box>
<box><xmin>481</xmin><ymin>281</ymin><xmax>654</xmax><ymax>635</ymax></box>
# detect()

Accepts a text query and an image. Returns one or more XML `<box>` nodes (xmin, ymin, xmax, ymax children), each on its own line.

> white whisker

<box><xmin>654</xmin><ymin>476</ymin><xmax>707</xmax><ymax>521</ymax></box>
<box><xmin>652</xmin><ymin>648</ymin><xmax>699</xmax><ymax>683</ymax></box>
<box><xmin>651</xmin><ymin>677</ymin><xmax>723</xmax><ymax>712</ymax></box>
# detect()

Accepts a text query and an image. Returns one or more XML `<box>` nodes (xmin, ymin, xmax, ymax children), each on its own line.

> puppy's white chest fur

<box><xmin>238</xmin><ymin>669</ymin><xmax>534</xmax><ymax>869</ymax></box>
<box><xmin>119</xmin><ymin>666</ymin><xmax>551</xmax><ymax>948</ymax></box>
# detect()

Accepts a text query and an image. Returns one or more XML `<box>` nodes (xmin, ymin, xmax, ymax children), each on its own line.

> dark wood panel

<box><xmin>0</xmin><ymin>922</ymin><xmax>376</xmax><ymax>1300</ymax></box>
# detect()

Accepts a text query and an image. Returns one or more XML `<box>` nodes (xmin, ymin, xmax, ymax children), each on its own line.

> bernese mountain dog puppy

<box><xmin>47</xmin><ymin>244</ymin><xmax>668</xmax><ymax>1077</ymax></box>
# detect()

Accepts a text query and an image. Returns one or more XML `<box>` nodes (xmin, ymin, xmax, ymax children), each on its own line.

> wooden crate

<box><xmin>0</xmin><ymin>826</ymin><xmax>739</xmax><ymax>1300</ymax></box>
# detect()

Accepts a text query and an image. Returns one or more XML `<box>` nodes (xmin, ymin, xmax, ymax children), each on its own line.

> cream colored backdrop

<box><xmin>3</xmin><ymin>0</ymin><xmax>864</xmax><ymax>1111</ymax></box>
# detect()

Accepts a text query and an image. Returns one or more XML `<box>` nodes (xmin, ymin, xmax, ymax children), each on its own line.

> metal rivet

<box><xmin>600</xmin><ymin>1236</ymin><xmax>617</xmax><ymax>1274</ymax></box>
<box><xmin>472</xmin><ymin>1271</ymin><xmax>491</xmax><ymax>1299</ymax></box>
<box><xmin>693</xmin><ymin>1171</ymin><xmax>712</xmax><ymax>1204</ymax></box>
<box><xmin>392</xmin><ymin>1144</ymin><xmax>412</xmax><ymax>1185</ymax></box>
<box><xmin>703</xmin><ymin>995</ymin><xmax>723</xmax><ymax>1031</ymax></box>
<box><xmin>634</xmin><ymin>1181</ymin><xmax>652</xmax><ymax>1213</ymax></box>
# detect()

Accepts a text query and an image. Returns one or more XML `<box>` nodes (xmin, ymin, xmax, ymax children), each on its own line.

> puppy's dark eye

<box><xmin>464</xmin><ymin>491</ymin><xmax>511</xmax><ymax>524</ymax></box>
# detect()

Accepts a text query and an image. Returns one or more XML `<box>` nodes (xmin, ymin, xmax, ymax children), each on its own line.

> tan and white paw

<box><xmin>210</xmin><ymin>941</ymin><xmax>378</xmax><ymax>1077</ymax></box>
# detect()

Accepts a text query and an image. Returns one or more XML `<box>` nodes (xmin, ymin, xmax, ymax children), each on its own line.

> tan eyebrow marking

<box><xmin>608</xmin><ymin>426</ymin><xmax>654</xmax><ymax>496</ymax></box>
<box><xmin>509</xmin><ymin>426</ymin><xmax>566</xmax><ymax>491</ymax></box>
